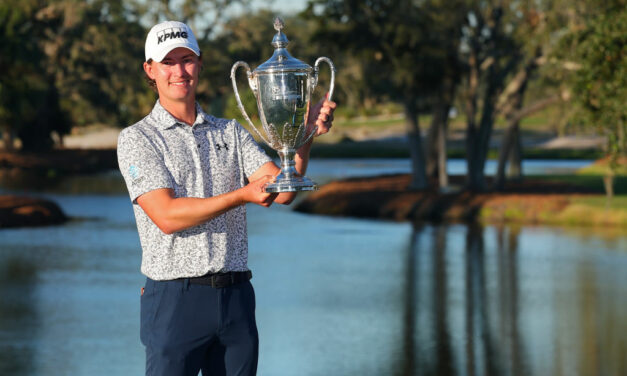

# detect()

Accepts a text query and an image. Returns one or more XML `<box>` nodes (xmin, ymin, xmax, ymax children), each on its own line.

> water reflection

<box><xmin>397</xmin><ymin>224</ymin><xmax>626</xmax><ymax>376</ymax></box>
<box><xmin>0</xmin><ymin>255</ymin><xmax>38</xmax><ymax>375</ymax></box>
<box><xmin>0</xmin><ymin>162</ymin><xmax>625</xmax><ymax>375</ymax></box>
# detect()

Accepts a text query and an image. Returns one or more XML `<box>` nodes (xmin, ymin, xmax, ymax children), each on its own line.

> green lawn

<box><xmin>334</xmin><ymin>115</ymin><xmax>405</xmax><ymax>129</ymax></box>
<box><xmin>337</xmin><ymin>104</ymin><xmax>597</xmax><ymax>135</ymax></box>
<box><xmin>571</xmin><ymin>196</ymin><xmax>627</xmax><ymax>209</ymax></box>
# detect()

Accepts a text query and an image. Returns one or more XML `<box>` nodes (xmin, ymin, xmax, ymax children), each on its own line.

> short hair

<box><xmin>144</xmin><ymin>59</ymin><xmax>157</xmax><ymax>92</ymax></box>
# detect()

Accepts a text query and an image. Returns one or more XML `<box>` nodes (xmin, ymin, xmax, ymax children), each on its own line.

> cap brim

<box><xmin>150</xmin><ymin>44</ymin><xmax>200</xmax><ymax>63</ymax></box>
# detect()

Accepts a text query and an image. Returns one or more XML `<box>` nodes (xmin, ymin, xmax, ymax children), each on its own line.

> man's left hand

<box><xmin>308</xmin><ymin>94</ymin><xmax>337</xmax><ymax>137</ymax></box>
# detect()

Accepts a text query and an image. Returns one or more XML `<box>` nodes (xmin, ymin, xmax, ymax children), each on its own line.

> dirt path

<box><xmin>62</xmin><ymin>128</ymin><xmax>121</xmax><ymax>149</ymax></box>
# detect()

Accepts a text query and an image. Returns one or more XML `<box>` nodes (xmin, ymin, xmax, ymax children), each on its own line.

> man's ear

<box><xmin>143</xmin><ymin>61</ymin><xmax>155</xmax><ymax>79</ymax></box>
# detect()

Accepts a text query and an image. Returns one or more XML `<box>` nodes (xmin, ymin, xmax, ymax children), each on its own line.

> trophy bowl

<box><xmin>230</xmin><ymin>17</ymin><xmax>335</xmax><ymax>193</ymax></box>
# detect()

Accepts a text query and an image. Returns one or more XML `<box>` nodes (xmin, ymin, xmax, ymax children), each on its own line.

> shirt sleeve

<box><xmin>234</xmin><ymin>121</ymin><xmax>273</xmax><ymax>178</ymax></box>
<box><xmin>117</xmin><ymin>127</ymin><xmax>174</xmax><ymax>204</ymax></box>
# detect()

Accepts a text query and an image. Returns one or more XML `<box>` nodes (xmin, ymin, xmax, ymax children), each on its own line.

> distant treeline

<box><xmin>0</xmin><ymin>0</ymin><xmax>624</xmax><ymax>191</ymax></box>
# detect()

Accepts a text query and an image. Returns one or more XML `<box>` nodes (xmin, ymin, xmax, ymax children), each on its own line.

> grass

<box><xmin>334</xmin><ymin>104</ymin><xmax>566</xmax><ymax>129</ymax></box>
<box><xmin>527</xmin><ymin>174</ymin><xmax>627</xmax><ymax>194</ymax></box>
<box><xmin>478</xmin><ymin>192</ymin><xmax>627</xmax><ymax>227</ymax></box>
<box><xmin>571</xmin><ymin>196</ymin><xmax>627</xmax><ymax>209</ymax></box>
<box><xmin>334</xmin><ymin>115</ymin><xmax>405</xmax><ymax>129</ymax></box>
<box><xmin>332</xmin><ymin>111</ymin><xmax>558</xmax><ymax>131</ymax></box>
<box><xmin>554</xmin><ymin>201</ymin><xmax>627</xmax><ymax>226</ymax></box>
<box><xmin>479</xmin><ymin>170</ymin><xmax>627</xmax><ymax>226</ymax></box>
<box><xmin>577</xmin><ymin>162</ymin><xmax>627</xmax><ymax>176</ymax></box>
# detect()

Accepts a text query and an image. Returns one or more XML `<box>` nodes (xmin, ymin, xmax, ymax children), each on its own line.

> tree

<box><xmin>554</xmin><ymin>0</ymin><xmax>626</xmax><ymax>200</ymax></box>
<box><xmin>0</xmin><ymin>0</ymin><xmax>67</xmax><ymax>151</ymax></box>
<box><xmin>49</xmin><ymin>0</ymin><xmax>151</xmax><ymax>128</ymax></box>
<box><xmin>457</xmin><ymin>0</ymin><xmax>579</xmax><ymax>192</ymax></box>
<box><xmin>422</xmin><ymin>0</ymin><xmax>466</xmax><ymax>190</ymax></box>
<box><xmin>459</xmin><ymin>0</ymin><xmax>526</xmax><ymax>191</ymax></box>
<box><xmin>0</xmin><ymin>0</ymin><xmax>151</xmax><ymax>151</ymax></box>
<box><xmin>209</xmin><ymin>9</ymin><xmax>283</xmax><ymax>119</ymax></box>
<box><xmin>304</xmin><ymin>0</ymin><xmax>467</xmax><ymax>190</ymax></box>
<box><xmin>491</xmin><ymin>1</ymin><xmax>562</xmax><ymax>190</ymax></box>
<box><xmin>490</xmin><ymin>0</ymin><xmax>607</xmax><ymax>190</ymax></box>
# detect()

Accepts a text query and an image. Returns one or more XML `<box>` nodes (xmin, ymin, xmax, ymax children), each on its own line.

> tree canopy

<box><xmin>0</xmin><ymin>0</ymin><xmax>624</xmax><ymax>197</ymax></box>
<box><xmin>557</xmin><ymin>1</ymin><xmax>626</xmax><ymax>163</ymax></box>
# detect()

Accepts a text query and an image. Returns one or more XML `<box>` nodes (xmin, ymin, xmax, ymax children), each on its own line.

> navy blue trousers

<box><xmin>140</xmin><ymin>277</ymin><xmax>258</xmax><ymax>376</ymax></box>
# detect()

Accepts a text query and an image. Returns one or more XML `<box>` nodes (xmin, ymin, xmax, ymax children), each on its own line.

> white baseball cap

<box><xmin>145</xmin><ymin>21</ymin><xmax>200</xmax><ymax>62</ymax></box>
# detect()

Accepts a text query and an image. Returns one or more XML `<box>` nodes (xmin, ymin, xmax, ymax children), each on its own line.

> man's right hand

<box><xmin>241</xmin><ymin>175</ymin><xmax>278</xmax><ymax>207</ymax></box>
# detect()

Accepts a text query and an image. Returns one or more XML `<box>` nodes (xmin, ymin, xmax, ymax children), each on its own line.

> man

<box><xmin>117</xmin><ymin>21</ymin><xmax>336</xmax><ymax>376</ymax></box>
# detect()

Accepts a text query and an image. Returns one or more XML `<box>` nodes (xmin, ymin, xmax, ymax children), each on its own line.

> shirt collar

<box><xmin>151</xmin><ymin>100</ymin><xmax>212</xmax><ymax>130</ymax></box>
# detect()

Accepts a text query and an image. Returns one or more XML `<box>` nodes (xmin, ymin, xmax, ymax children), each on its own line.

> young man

<box><xmin>117</xmin><ymin>21</ymin><xmax>336</xmax><ymax>376</ymax></box>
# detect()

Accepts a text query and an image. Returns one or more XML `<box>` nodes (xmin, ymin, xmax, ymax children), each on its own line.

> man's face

<box><xmin>143</xmin><ymin>47</ymin><xmax>201</xmax><ymax>103</ymax></box>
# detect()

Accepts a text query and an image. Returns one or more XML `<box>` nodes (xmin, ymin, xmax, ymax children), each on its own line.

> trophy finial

<box><xmin>273</xmin><ymin>17</ymin><xmax>284</xmax><ymax>32</ymax></box>
<box><xmin>271</xmin><ymin>17</ymin><xmax>289</xmax><ymax>48</ymax></box>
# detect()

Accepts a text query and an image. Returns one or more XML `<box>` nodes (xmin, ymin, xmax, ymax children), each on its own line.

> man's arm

<box><xmin>136</xmin><ymin>174</ymin><xmax>278</xmax><ymax>234</ymax></box>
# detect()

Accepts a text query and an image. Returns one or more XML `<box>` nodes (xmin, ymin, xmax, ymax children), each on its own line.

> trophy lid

<box><xmin>254</xmin><ymin>17</ymin><xmax>312</xmax><ymax>74</ymax></box>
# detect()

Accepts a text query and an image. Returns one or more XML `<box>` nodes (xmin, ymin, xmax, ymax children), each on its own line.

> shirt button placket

<box><xmin>192</xmin><ymin>127</ymin><xmax>200</xmax><ymax>149</ymax></box>
<box><xmin>192</xmin><ymin>126</ymin><xmax>208</xmax><ymax>194</ymax></box>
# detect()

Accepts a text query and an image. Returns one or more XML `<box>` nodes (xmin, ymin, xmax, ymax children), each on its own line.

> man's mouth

<box><xmin>170</xmin><ymin>80</ymin><xmax>189</xmax><ymax>86</ymax></box>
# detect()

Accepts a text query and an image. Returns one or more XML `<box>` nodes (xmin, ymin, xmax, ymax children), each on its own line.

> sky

<box><xmin>250</xmin><ymin>0</ymin><xmax>309</xmax><ymax>15</ymax></box>
<box><xmin>137</xmin><ymin>0</ymin><xmax>310</xmax><ymax>29</ymax></box>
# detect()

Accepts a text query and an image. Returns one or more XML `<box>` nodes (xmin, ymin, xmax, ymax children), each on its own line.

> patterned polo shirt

<box><xmin>117</xmin><ymin>100</ymin><xmax>272</xmax><ymax>280</ymax></box>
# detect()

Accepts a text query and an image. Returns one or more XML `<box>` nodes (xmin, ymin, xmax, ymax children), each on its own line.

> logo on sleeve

<box><xmin>129</xmin><ymin>165</ymin><xmax>139</xmax><ymax>180</ymax></box>
<box><xmin>129</xmin><ymin>165</ymin><xmax>145</xmax><ymax>185</ymax></box>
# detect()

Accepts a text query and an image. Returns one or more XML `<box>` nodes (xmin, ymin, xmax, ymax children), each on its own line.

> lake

<box><xmin>0</xmin><ymin>159</ymin><xmax>625</xmax><ymax>376</ymax></box>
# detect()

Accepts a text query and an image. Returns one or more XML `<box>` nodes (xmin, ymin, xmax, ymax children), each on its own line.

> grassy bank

<box><xmin>479</xmin><ymin>194</ymin><xmax>627</xmax><ymax>227</ymax></box>
<box><xmin>305</xmin><ymin>141</ymin><xmax>603</xmax><ymax>160</ymax></box>
<box><xmin>295</xmin><ymin>172</ymin><xmax>627</xmax><ymax>228</ymax></box>
<box><xmin>526</xmin><ymin>174</ymin><xmax>627</xmax><ymax>194</ymax></box>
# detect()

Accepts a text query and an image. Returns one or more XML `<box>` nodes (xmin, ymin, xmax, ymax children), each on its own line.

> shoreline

<box><xmin>0</xmin><ymin>141</ymin><xmax>603</xmax><ymax>176</ymax></box>
<box><xmin>294</xmin><ymin>174</ymin><xmax>627</xmax><ymax>228</ymax></box>
<box><xmin>0</xmin><ymin>128</ymin><xmax>617</xmax><ymax>229</ymax></box>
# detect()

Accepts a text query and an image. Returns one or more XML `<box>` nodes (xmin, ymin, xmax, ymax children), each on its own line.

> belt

<box><xmin>180</xmin><ymin>270</ymin><xmax>252</xmax><ymax>288</ymax></box>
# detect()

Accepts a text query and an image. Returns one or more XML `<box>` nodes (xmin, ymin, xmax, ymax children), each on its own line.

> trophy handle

<box><xmin>230</xmin><ymin>61</ymin><xmax>271</xmax><ymax>145</ymax></box>
<box><xmin>301</xmin><ymin>57</ymin><xmax>337</xmax><ymax>147</ymax></box>
<box><xmin>313</xmin><ymin>57</ymin><xmax>336</xmax><ymax>101</ymax></box>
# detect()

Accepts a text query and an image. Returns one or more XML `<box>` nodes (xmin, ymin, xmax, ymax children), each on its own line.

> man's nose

<box><xmin>172</xmin><ymin>62</ymin><xmax>188</xmax><ymax>76</ymax></box>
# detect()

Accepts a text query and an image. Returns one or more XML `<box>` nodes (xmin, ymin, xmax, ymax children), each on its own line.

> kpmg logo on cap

<box><xmin>157</xmin><ymin>27</ymin><xmax>188</xmax><ymax>44</ymax></box>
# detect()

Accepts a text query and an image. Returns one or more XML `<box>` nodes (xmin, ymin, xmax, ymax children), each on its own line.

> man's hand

<box><xmin>241</xmin><ymin>175</ymin><xmax>278</xmax><ymax>207</ymax></box>
<box><xmin>307</xmin><ymin>94</ymin><xmax>337</xmax><ymax>137</ymax></box>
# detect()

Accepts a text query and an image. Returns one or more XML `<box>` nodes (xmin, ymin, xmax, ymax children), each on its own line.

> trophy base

<box><xmin>264</xmin><ymin>176</ymin><xmax>318</xmax><ymax>193</ymax></box>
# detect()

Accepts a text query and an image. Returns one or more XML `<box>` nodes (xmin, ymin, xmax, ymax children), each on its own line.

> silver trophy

<box><xmin>230</xmin><ymin>17</ymin><xmax>335</xmax><ymax>192</ymax></box>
